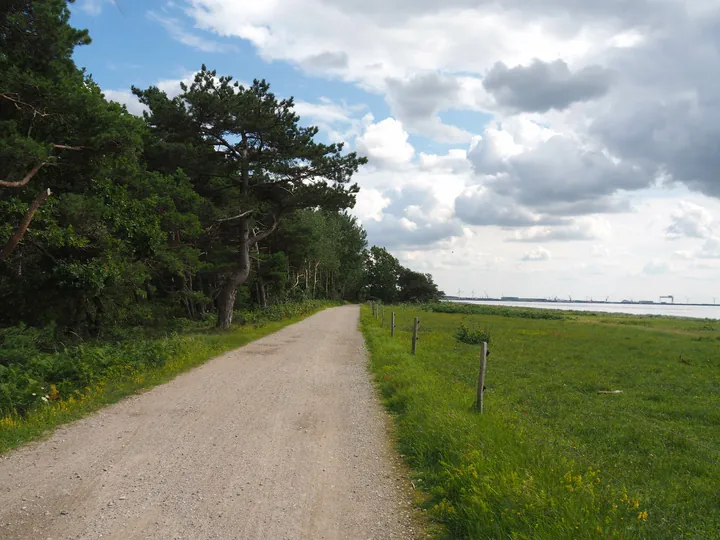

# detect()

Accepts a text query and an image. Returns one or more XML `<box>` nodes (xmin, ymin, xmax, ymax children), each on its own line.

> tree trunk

<box><xmin>0</xmin><ymin>188</ymin><xmax>51</xmax><ymax>262</ymax></box>
<box><xmin>182</xmin><ymin>273</ymin><xmax>195</xmax><ymax>319</ymax></box>
<box><xmin>312</xmin><ymin>261</ymin><xmax>319</xmax><ymax>298</ymax></box>
<box><xmin>197</xmin><ymin>274</ymin><xmax>206</xmax><ymax>316</ymax></box>
<box><xmin>215</xmin><ymin>137</ymin><xmax>279</xmax><ymax>329</ymax></box>
<box><xmin>255</xmin><ymin>242</ymin><xmax>267</xmax><ymax>307</ymax></box>
<box><xmin>215</xmin><ymin>217</ymin><xmax>251</xmax><ymax>329</ymax></box>
<box><xmin>216</xmin><ymin>136</ymin><xmax>252</xmax><ymax>330</ymax></box>
<box><xmin>216</xmin><ymin>282</ymin><xmax>238</xmax><ymax>330</ymax></box>
<box><xmin>187</xmin><ymin>272</ymin><xmax>195</xmax><ymax>319</ymax></box>
<box><xmin>89</xmin><ymin>297</ymin><xmax>103</xmax><ymax>338</ymax></box>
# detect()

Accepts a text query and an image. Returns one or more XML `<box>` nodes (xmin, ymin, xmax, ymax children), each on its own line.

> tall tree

<box><xmin>398</xmin><ymin>267</ymin><xmax>444</xmax><ymax>303</ymax></box>
<box><xmin>264</xmin><ymin>209</ymin><xmax>367</xmax><ymax>302</ymax></box>
<box><xmin>0</xmin><ymin>0</ymin><xmax>210</xmax><ymax>336</ymax></box>
<box><xmin>134</xmin><ymin>67</ymin><xmax>366</xmax><ymax>328</ymax></box>
<box><xmin>363</xmin><ymin>246</ymin><xmax>402</xmax><ymax>303</ymax></box>
<box><xmin>0</xmin><ymin>0</ymin><xmax>91</xmax><ymax>262</ymax></box>
<box><xmin>0</xmin><ymin>0</ymin><xmax>166</xmax><ymax>334</ymax></box>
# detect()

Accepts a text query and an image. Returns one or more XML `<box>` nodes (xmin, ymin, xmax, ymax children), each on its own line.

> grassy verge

<box><xmin>361</xmin><ymin>303</ymin><xmax>720</xmax><ymax>539</ymax></box>
<box><xmin>0</xmin><ymin>301</ymin><xmax>337</xmax><ymax>454</ymax></box>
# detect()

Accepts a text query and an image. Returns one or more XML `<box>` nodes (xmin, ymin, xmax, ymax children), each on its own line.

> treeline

<box><xmin>0</xmin><ymin>0</ymin><xmax>442</xmax><ymax>341</ymax></box>
<box><xmin>363</xmin><ymin>246</ymin><xmax>443</xmax><ymax>304</ymax></box>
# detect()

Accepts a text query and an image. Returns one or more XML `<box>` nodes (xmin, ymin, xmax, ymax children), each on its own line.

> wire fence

<box><xmin>365</xmin><ymin>301</ymin><xmax>719</xmax><ymax>534</ymax></box>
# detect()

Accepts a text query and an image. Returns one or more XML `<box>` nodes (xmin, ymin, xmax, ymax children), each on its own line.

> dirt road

<box><xmin>0</xmin><ymin>306</ymin><xmax>418</xmax><ymax>539</ymax></box>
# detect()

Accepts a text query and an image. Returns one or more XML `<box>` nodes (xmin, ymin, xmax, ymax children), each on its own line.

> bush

<box><xmin>424</xmin><ymin>302</ymin><xmax>565</xmax><ymax>320</ymax></box>
<box><xmin>233</xmin><ymin>299</ymin><xmax>332</xmax><ymax>326</ymax></box>
<box><xmin>0</xmin><ymin>300</ymin><xmax>335</xmax><ymax>418</ymax></box>
<box><xmin>455</xmin><ymin>322</ymin><xmax>490</xmax><ymax>345</ymax></box>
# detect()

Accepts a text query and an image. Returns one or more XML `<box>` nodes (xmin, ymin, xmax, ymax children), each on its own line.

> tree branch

<box><xmin>248</xmin><ymin>214</ymin><xmax>279</xmax><ymax>246</ymax></box>
<box><xmin>0</xmin><ymin>188</ymin><xmax>52</xmax><ymax>262</ymax></box>
<box><xmin>0</xmin><ymin>163</ymin><xmax>45</xmax><ymax>188</ymax></box>
<box><xmin>53</xmin><ymin>144</ymin><xmax>88</xmax><ymax>151</ymax></box>
<box><xmin>0</xmin><ymin>145</ymin><xmax>87</xmax><ymax>188</ymax></box>
<box><xmin>200</xmin><ymin>128</ymin><xmax>242</xmax><ymax>159</ymax></box>
<box><xmin>216</xmin><ymin>209</ymin><xmax>253</xmax><ymax>223</ymax></box>
<box><xmin>0</xmin><ymin>93</ymin><xmax>50</xmax><ymax>117</ymax></box>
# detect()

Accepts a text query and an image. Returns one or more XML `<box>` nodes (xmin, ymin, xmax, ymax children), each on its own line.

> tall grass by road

<box><xmin>362</xmin><ymin>303</ymin><xmax>720</xmax><ymax>539</ymax></box>
<box><xmin>0</xmin><ymin>300</ymin><xmax>337</xmax><ymax>453</ymax></box>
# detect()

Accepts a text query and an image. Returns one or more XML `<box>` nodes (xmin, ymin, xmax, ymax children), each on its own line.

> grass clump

<box><xmin>454</xmin><ymin>322</ymin><xmax>490</xmax><ymax>345</ymax></box>
<box><xmin>362</xmin><ymin>304</ymin><xmax>720</xmax><ymax>539</ymax></box>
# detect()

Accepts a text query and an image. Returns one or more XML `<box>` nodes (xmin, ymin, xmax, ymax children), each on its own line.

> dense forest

<box><xmin>0</xmin><ymin>0</ymin><xmax>443</xmax><ymax>428</ymax></box>
<box><xmin>0</xmin><ymin>0</ymin><xmax>443</xmax><ymax>342</ymax></box>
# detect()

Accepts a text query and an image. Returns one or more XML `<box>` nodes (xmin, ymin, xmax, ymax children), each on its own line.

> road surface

<box><xmin>0</xmin><ymin>305</ymin><xmax>418</xmax><ymax>539</ymax></box>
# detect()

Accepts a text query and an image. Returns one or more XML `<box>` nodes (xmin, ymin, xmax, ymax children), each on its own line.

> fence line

<box><xmin>369</xmin><ymin>306</ymin><xmax>488</xmax><ymax>410</ymax></box>
<box><xmin>366</xmin><ymin>304</ymin><xmax>720</xmax><ymax>461</ymax></box>
<box><xmin>364</xmin><ymin>303</ymin><xmax>706</xmax><ymax>533</ymax></box>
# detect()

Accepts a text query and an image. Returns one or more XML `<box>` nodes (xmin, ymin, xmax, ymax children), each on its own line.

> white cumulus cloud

<box><xmin>355</xmin><ymin>117</ymin><xmax>415</xmax><ymax>168</ymax></box>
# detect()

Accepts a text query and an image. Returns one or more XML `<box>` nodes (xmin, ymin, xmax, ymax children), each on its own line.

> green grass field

<box><xmin>362</xmin><ymin>303</ymin><xmax>720</xmax><ymax>539</ymax></box>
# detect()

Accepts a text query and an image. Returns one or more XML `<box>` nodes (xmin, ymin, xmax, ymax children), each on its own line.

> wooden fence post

<box><xmin>411</xmin><ymin>317</ymin><xmax>419</xmax><ymax>354</ymax></box>
<box><xmin>475</xmin><ymin>342</ymin><xmax>488</xmax><ymax>412</ymax></box>
<box><xmin>391</xmin><ymin>312</ymin><xmax>396</xmax><ymax>337</ymax></box>
<box><xmin>381</xmin><ymin>308</ymin><xmax>385</xmax><ymax>327</ymax></box>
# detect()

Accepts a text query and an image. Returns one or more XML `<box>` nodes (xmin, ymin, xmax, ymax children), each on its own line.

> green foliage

<box><xmin>363</xmin><ymin>246</ymin><xmax>401</xmax><ymax>302</ymax></box>
<box><xmin>1</xmin><ymin>0</ymin><xmax>433</xmax><ymax>339</ymax></box>
<box><xmin>0</xmin><ymin>2</ymin><xmax>380</xmax><ymax>336</ymax></box>
<box><xmin>0</xmin><ymin>0</ymin><xmax>442</xmax><ymax>453</ymax></box>
<box><xmin>398</xmin><ymin>267</ymin><xmax>444</xmax><ymax>303</ymax></box>
<box><xmin>362</xmin><ymin>246</ymin><xmax>443</xmax><ymax>304</ymax></box>
<box><xmin>363</xmin><ymin>304</ymin><xmax>720</xmax><ymax>538</ymax></box>
<box><xmin>134</xmin><ymin>67</ymin><xmax>367</xmax><ymax>327</ymax></box>
<box><xmin>266</xmin><ymin>209</ymin><xmax>368</xmax><ymax>302</ymax></box>
<box><xmin>0</xmin><ymin>300</ymin><xmax>334</xmax><ymax>420</ymax></box>
<box><xmin>0</xmin><ymin>0</ymin><xmax>188</xmax><ymax>334</ymax></box>
<box><xmin>233</xmin><ymin>299</ymin><xmax>333</xmax><ymax>326</ymax></box>
<box><xmin>454</xmin><ymin>322</ymin><xmax>490</xmax><ymax>345</ymax></box>
<box><xmin>425</xmin><ymin>301</ymin><xmax>566</xmax><ymax>320</ymax></box>
<box><xmin>0</xmin><ymin>300</ymin><xmax>335</xmax><ymax>453</ymax></box>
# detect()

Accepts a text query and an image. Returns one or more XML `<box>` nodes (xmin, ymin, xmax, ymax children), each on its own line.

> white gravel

<box><xmin>0</xmin><ymin>305</ymin><xmax>420</xmax><ymax>539</ymax></box>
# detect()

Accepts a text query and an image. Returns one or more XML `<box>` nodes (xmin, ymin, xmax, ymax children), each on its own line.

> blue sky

<box><xmin>67</xmin><ymin>0</ymin><xmax>720</xmax><ymax>302</ymax></box>
<box><xmin>69</xmin><ymin>0</ymin><xmax>394</xmax><ymax>142</ymax></box>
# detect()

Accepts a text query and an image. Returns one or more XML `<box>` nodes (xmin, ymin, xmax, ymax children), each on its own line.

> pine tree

<box><xmin>134</xmin><ymin>67</ymin><xmax>366</xmax><ymax>328</ymax></box>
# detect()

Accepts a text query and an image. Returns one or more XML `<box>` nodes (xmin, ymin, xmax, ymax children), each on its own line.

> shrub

<box><xmin>0</xmin><ymin>300</ymin><xmax>336</xmax><ymax>418</ymax></box>
<box><xmin>424</xmin><ymin>302</ymin><xmax>565</xmax><ymax>320</ymax></box>
<box><xmin>455</xmin><ymin>322</ymin><xmax>490</xmax><ymax>345</ymax></box>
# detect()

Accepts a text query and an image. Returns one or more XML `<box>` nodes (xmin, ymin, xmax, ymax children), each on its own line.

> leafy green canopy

<box><xmin>133</xmin><ymin>67</ymin><xmax>367</xmax><ymax>327</ymax></box>
<box><xmin>0</xmin><ymin>1</ymin><xmax>441</xmax><ymax>339</ymax></box>
<box><xmin>362</xmin><ymin>246</ymin><xmax>444</xmax><ymax>303</ymax></box>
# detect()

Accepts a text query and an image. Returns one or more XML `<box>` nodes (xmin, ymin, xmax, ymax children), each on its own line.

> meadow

<box><xmin>362</xmin><ymin>302</ymin><xmax>720</xmax><ymax>539</ymax></box>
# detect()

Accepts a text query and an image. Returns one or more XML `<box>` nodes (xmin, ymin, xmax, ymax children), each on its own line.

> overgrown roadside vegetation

<box><xmin>0</xmin><ymin>301</ymin><xmax>336</xmax><ymax>453</ymax></box>
<box><xmin>0</xmin><ymin>3</ymin><xmax>444</xmax><ymax>453</ymax></box>
<box><xmin>362</xmin><ymin>303</ymin><xmax>720</xmax><ymax>539</ymax></box>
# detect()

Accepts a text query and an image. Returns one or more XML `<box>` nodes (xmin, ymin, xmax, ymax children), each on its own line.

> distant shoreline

<box><xmin>444</xmin><ymin>298</ymin><xmax>720</xmax><ymax>320</ymax></box>
<box><xmin>443</xmin><ymin>296</ymin><xmax>717</xmax><ymax>308</ymax></box>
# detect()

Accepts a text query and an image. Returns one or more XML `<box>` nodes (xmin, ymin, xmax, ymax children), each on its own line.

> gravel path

<box><xmin>0</xmin><ymin>305</ymin><xmax>419</xmax><ymax>539</ymax></box>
